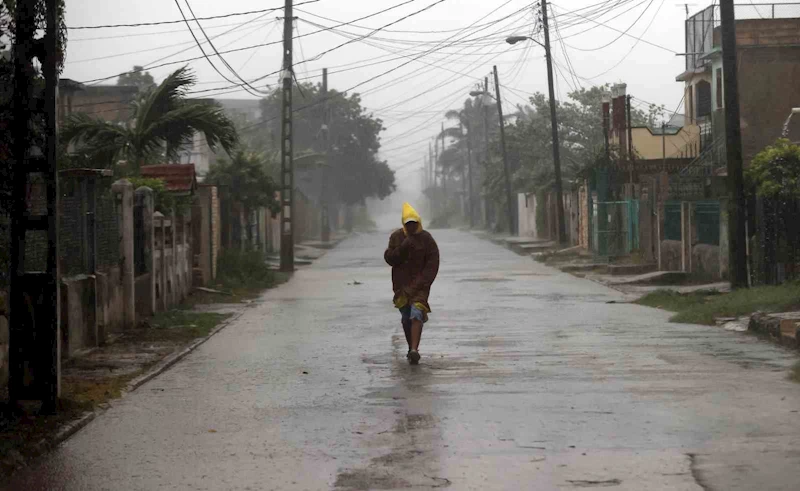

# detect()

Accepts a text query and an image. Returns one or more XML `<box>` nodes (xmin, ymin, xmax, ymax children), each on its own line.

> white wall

<box><xmin>517</xmin><ymin>193</ymin><xmax>538</xmax><ymax>239</ymax></box>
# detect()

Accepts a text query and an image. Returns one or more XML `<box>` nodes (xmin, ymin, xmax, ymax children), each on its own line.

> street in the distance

<box><xmin>5</xmin><ymin>230</ymin><xmax>800</xmax><ymax>491</ymax></box>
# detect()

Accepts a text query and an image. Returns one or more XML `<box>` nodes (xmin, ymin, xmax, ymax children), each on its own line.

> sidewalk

<box><xmin>0</xmin><ymin>238</ymin><xmax>342</xmax><ymax>482</ymax></box>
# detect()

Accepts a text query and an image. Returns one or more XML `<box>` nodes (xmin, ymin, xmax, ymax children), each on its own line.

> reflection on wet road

<box><xmin>6</xmin><ymin>230</ymin><xmax>800</xmax><ymax>490</ymax></box>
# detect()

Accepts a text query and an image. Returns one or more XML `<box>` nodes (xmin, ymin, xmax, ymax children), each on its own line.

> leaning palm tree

<box><xmin>62</xmin><ymin>67</ymin><xmax>238</xmax><ymax>173</ymax></box>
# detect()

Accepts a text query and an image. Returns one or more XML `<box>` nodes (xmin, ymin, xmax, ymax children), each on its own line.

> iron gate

<box><xmin>592</xmin><ymin>199</ymin><xmax>639</xmax><ymax>258</ymax></box>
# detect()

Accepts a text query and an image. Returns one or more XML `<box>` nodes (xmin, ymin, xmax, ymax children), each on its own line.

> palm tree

<box><xmin>62</xmin><ymin>67</ymin><xmax>238</xmax><ymax>173</ymax></box>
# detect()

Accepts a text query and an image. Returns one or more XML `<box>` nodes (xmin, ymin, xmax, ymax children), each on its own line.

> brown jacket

<box><xmin>384</xmin><ymin>228</ymin><xmax>440</xmax><ymax>312</ymax></box>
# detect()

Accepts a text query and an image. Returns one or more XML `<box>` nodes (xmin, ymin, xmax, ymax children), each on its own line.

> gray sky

<box><xmin>65</xmin><ymin>0</ymin><xmax>698</xmax><ymax>194</ymax></box>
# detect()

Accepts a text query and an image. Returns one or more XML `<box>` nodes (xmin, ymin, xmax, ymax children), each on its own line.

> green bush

<box><xmin>216</xmin><ymin>249</ymin><xmax>277</xmax><ymax>290</ymax></box>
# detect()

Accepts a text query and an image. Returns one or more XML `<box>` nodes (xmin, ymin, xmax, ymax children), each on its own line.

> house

<box><xmin>64</xmin><ymin>83</ymin><xmax>139</xmax><ymax>124</ymax></box>
<box><xmin>677</xmin><ymin>5</ymin><xmax>800</xmax><ymax>172</ymax></box>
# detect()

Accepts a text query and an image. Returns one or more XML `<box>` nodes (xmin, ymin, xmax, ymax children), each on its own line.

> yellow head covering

<box><xmin>401</xmin><ymin>202</ymin><xmax>423</xmax><ymax>236</ymax></box>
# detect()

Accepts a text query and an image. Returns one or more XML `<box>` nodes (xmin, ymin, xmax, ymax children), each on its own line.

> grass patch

<box><xmin>790</xmin><ymin>361</ymin><xmax>800</xmax><ymax>383</ymax></box>
<box><xmin>142</xmin><ymin>310</ymin><xmax>231</xmax><ymax>343</ymax></box>
<box><xmin>216</xmin><ymin>249</ymin><xmax>289</xmax><ymax>291</ymax></box>
<box><xmin>636</xmin><ymin>283</ymin><xmax>800</xmax><ymax>325</ymax></box>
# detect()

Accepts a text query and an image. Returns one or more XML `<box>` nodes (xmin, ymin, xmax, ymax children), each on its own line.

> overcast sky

<box><xmin>64</xmin><ymin>0</ymin><xmax>709</xmax><ymax>192</ymax></box>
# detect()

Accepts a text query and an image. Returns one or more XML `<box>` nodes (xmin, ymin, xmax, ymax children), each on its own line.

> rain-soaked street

<box><xmin>5</xmin><ymin>230</ymin><xmax>800</xmax><ymax>491</ymax></box>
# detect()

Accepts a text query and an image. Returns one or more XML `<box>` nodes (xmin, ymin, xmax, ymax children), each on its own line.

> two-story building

<box><xmin>677</xmin><ymin>4</ymin><xmax>800</xmax><ymax>173</ymax></box>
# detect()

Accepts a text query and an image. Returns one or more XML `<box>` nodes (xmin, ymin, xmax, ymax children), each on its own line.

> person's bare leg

<box><xmin>410</xmin><ymin>319</ymin><xmax>423</xmax><ymax>351</ymax></box>
<box><xmin>402</xmin><ymin>320</ymin><xmax>412</xmax><ymax>351</ymax></box>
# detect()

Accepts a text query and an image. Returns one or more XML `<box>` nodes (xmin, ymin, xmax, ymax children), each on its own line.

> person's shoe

<box><xmin>408</xmin><ymin>350</ymin><xmax>420</xmax><ymax>365</ymax></box>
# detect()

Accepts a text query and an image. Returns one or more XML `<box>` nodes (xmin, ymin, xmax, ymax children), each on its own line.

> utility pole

<box><xmin>9</xmin><ymin>0</ymin><xmax>61</xmax><ymax>412</ymax></box>
<box><xmin>493</xmin><ymin>65</ymin><xmax>515</xmax><ymax>236</ymax></box>
<box><xmin>627</xmin><ymin>94</ymin><xmax>634</xmax><ymax>184</ymax></box>
<box><xmin>483</xmin><ymin>76</ymin><xmax>491</xmax><ymax>228</ymax></box>
<box><xmin>720</xmin><ymin>0</ymin><xmax>748</xmax><ymax>288</ymax></box>
<box><xmin>320</xmin><ymin>68</ymin><xmax>330</xmax><ymax>243</ymax></box>
<box><xmin>465</xmin><ymin>119</ymin><xmax>475</xmax><ymax>228</ymax></box>
<box><xmin>441</xmin><ymin>122</ymin><xmax>447</xmax><ymax>200</ymax></box>
<box><xmin>541</xmin><ymin>0</ymin><xmax>567</xmax><ymax>245</ymax></box>
<box><xmin>279</xmin><ymin>0</ymin><xmax>294</xmax><ymax>271</ymax></box>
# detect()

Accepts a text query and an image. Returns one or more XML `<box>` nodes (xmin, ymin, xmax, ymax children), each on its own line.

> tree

<box><xmin>206</xmin><ymin>150</ymin><xmax>280</xmax><ymax>214</ymax></box>
<box><xmin>746</xmin><ymin>139</ymin><xmax>800</xmax><ymax>200</ymax></box>
<box><xmin>205</xmin><ymin>150</ymin><xmax>280</xmax><ymax>245</ymax></box>
<box><xmin>61</xmin><ymin>67</ymin><xmax>238</xmax><ymax>173</ymax></box>
<box><xmin>257</xmin><ymin>82</ymin><xmax>396</xmax><ymax>206</ymax></box>
<box><xmin>117</xmin><ymin>65</ymin><xmax>155</xmax><ymax>90</ymax></box>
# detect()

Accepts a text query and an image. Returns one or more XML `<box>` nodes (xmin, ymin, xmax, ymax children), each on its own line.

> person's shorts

<box><xmin>399</xmin><ymin>304</ymin><xmax>426</xmax><ymax>324</ymax></box>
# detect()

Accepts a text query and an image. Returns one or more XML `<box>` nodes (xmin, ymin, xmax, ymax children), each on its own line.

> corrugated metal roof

<box><xmin>140</xmin><ymin>164</ymin><xmax>198</xmax><ymax>194</ymax></box>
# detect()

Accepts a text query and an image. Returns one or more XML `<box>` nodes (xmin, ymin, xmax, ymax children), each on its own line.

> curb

<box><xmin>124</xmin><ymin>307</ymin><xmax>249</xmax><ymax>393</ymax></box>
<box><xmin>4</xmin><ymin>305</ymin><xmax>252</xmax><ymax>480</ymax></box>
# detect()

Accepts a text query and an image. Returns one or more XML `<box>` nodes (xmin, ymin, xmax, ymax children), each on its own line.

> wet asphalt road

<box><xmin>6</xmin><ymin>230</ymin><xmax>800</xmax><ymax>491</ymax></box>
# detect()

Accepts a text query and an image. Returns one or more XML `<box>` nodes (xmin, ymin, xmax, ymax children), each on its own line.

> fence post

<box><xmin>112</xmin><ymin>180</ymin><xmax>135</xmax><ymax>330</ymax></box>
<box><xmin>681</xmin><ymin>201</ymin><xmax>693</xmax><ymax>273</ymax></box>
<box><xmin>135</xmin><ymin>187</ymin><xmax>155</xmax><ymax>317</ymax></box>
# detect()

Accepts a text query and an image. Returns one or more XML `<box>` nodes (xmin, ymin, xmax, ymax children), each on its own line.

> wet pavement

<box><xmin>6</xmin><ymin>230</ymin><xmax>800</xmax><ymax>490</ymax></box>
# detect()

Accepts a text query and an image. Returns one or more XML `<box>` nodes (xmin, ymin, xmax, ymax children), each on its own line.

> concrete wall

<box><xmin>660</xmin><ymin>240</ymin><xmax>683</xmax><ymax>272</ymax></box>
<box><xmin>60</xmin><ymin>275</ymin><xmax>97</xmax><ymax>358</ymax></box>
<box><xmin>517</xmin><ymin>193</ymin><xmax>538</xmax><ymax>239</ymax></box>
<box><xmin>96</xmin><ymin>266</ymin><xmax>123</xmax><ymax>340</ymax></box>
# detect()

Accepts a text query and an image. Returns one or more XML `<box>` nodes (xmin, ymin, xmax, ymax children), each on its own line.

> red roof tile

<box><xmin>140</xmin><ymin>164</ymin><xmax>197</xmax><ymax>194</ymax></box>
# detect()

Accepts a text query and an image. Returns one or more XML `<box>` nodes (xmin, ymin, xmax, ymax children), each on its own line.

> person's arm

<box><xmin>384</xmin><ymin>230</ymin><xmax>409</xmax><ymax>266</ymax></box>
<box><xmin>409</xmin><ymin>235</ymin><xmax>440</xmax><ymax>293</ymax></box>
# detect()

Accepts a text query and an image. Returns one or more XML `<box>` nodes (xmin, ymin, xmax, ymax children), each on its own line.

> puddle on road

<box><xmin>458</xmin><ymin>277</ymin><xmax>514</xmax><ymax>283</ymax></box>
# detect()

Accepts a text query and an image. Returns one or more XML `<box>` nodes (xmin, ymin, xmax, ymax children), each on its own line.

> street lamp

<box><xmin>781</xmin><ymin>107</ymin><xmax>800</xmax><ymax>138</ymax></box>
<box><xmin>505</xmin><ymin>3</ymin><xmax>567</xmax><ymax>246</ymax></box>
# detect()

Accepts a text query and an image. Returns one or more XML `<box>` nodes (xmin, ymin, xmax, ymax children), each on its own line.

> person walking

<box><xmin>384</xmin><ymin>203</ymin><xmax>440</xmax><ymax>365</ymax></box>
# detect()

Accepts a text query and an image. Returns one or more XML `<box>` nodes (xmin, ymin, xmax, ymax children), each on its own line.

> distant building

<box><xmin>62</xmin><ymin>83</ymin><xmax>139</xmax><ymax>124</ymax></box>
<box><xmin>215</xmin><ymin>98</ymin><xmax>262</xmax><ymax>124</ymax></box>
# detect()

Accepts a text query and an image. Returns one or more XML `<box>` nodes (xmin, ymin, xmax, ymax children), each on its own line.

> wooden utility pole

<box><xmin>9</xmin><ymin>0</ymin><xmax>61</xmax><ymax>412</ymax></box>
<box><xmin>465</xmin><ymin>119</ymin><xmax>475</xmax><ymax>228</ymax></box>
<box><xmin>493</xmin><ymin>65</ymin><xmax>515</xmax><ymax>236</ymax></box>
<box><xmin>441</xmin><ymin>122</ymin><xmax>447</xmax><ymax>199</ymax></box>
<box><xmin>541</xmin><ymin>0</ymin><xmax>567</xmax><ymax>245</ymax></box>
<box><xmin>320</xmin><ymin>68</ymin><xmax>330</xmax><ymax>243</ymax></box>
<box><xmin>720</xmin><ymin>0</ymin><xmax>748</xmax><ymax>288</ymax></box>
<box><xmin>279</xmin><ymin>0</ymin><xmax>294</xmax><ymax>271</ymax></box>
<box><xmin>483</xmin><ymin>76</ymin><xmax>490</xmax><ymax>228</ymax></box>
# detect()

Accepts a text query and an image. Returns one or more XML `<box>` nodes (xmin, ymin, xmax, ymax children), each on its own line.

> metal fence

<box><xmin>695</xmin><ymin>200</ymin><xmax>721</xmax><ymax>246</ymax></box>
<box><xmin>592</xmin><ymin>200</ymin><xmax>639</xmax><ymax>258</ymax></box>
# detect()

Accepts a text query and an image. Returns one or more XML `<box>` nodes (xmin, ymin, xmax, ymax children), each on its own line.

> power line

<box><xmin>563</xmin><ymin>0</ymin><xmax>655</xmax><ymax>52</ymax></box>
<box><xmin>66</xmin><ymin>2</ymin><xmax>318</xmax><ymax>29</ymax></box>
<box><xmin>180</xmin><ymin>0</ymin><xmax>270</xmax><ymax>95</ymax></box>
<box><xmin>580</xmin><ymin>0</ymin><xmax>666</xmax><ymax>79</ymax></box>
<box><xmin>552</xmin><ymin>0</ymin><xmax>676</xmax><ymax>53</ymax></box>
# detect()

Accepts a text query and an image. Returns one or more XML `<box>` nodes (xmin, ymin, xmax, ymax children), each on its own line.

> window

<box><xmin>716</xmin><ymin>69</ymin><xmax>723</xmax><ymax>109</ymax></box>
<box><xmin>696</xmin><ymin>80</ymin><xmax>712</xmax><ymax>118</ymax></box>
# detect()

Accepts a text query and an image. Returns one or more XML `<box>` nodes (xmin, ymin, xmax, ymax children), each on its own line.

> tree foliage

<box><xmin>205</xmin><ymin>150</ymin><xmax>280</xmax><ymax>215</ymax></box>
<box><xmin>445</xmin><ymin>84</ymin><xmax>652</xmax><ymax>208</ymax></box>
<box><xmin>746</xmin><ymin>139</ymin><xmax>800</xmax><ymax>200</ymax></box>
<box><xmin>117</xmin><ymin>65</ymin><xmax>156</xmax><ymax>90</ymax></box>
<box><xmin>257</xmin><ymin>82</ymin><xmax>396</xmax><ymax>205</ymax></box>
<box><xmin>61</xmin><ymin>67</ymin><xmax>238</xmax><ymax>173</ymax></box>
